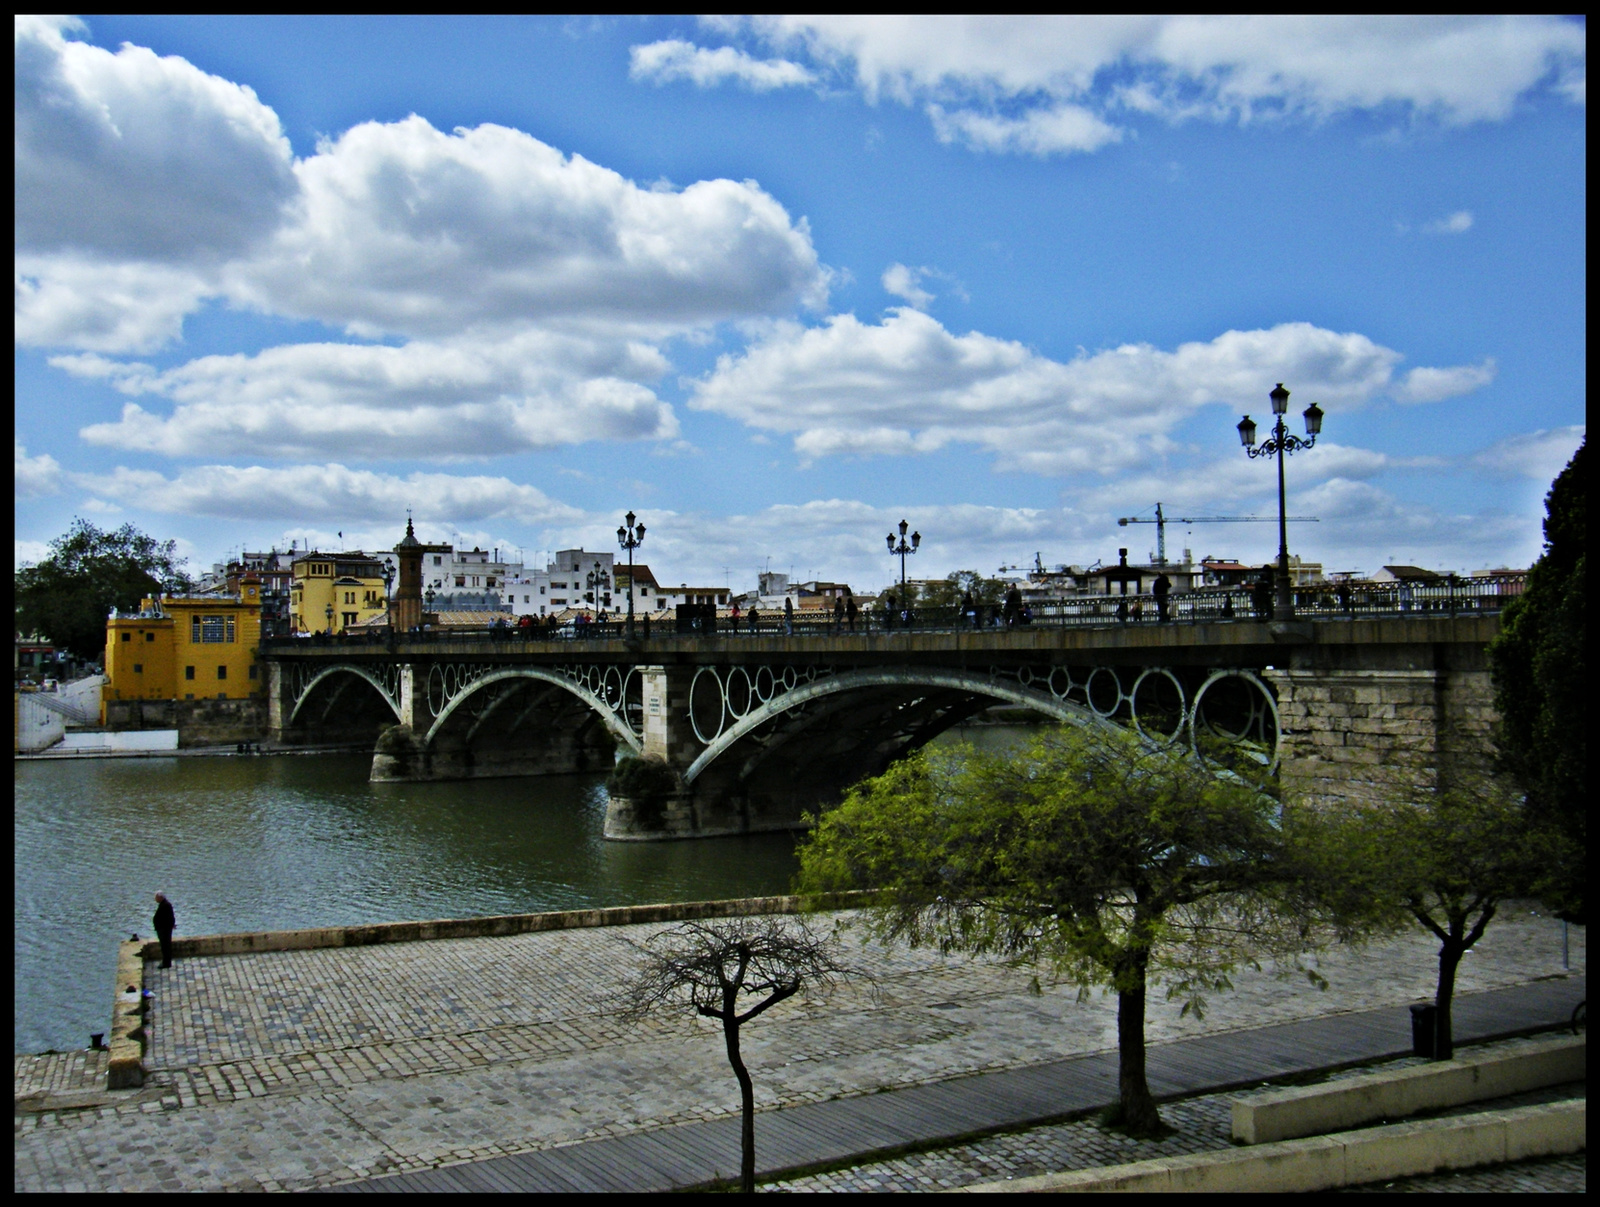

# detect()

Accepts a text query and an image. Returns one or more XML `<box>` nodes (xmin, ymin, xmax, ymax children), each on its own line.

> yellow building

<box><xmin>289</xmin><ymin>552</ymin><xmax>389</xmax><ymax>634</ymax></box>
<box><xmin>102</xmin><ymin>580</ymin><xmax>264</xmax><ymax>719</ymax></box>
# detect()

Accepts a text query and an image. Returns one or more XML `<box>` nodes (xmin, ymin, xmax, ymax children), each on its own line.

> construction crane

<box><xmin>997</xmin><ymin>553</ymin><xmax>1045</xmax><ymax>576</ymax></box>
<box><xmin>1118</xmin><ymin>502</ymin><xmax>1318</xmax><ymax>566</ymax></box>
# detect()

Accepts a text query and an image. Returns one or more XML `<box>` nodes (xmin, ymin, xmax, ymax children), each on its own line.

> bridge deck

<box><xmin>263</xmin><ymin>614</ymin><xmax>1502</xmax><ymax>664</ymax></box>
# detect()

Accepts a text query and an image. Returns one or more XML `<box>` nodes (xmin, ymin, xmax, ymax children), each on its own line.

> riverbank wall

<box><xmin>104</xmin><ymin>696</ymin><xmax>268</xmax><ymax>747</ymax></box>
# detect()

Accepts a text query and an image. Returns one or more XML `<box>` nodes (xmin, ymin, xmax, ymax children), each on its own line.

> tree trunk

<box><xmin>1434</xmin><ymin>941</ymin><xmax>1463</xmax><ymax>1061</ymax></box>
<box><xmin>1115</xmin><ymin>949</ymin><xmax>1164</xmax><ymax>1134</ymax></box>
<box><xmin>723</xmin><ymin>1016</ymin><xmax>756</xmax><ymax>1192</ymax></box>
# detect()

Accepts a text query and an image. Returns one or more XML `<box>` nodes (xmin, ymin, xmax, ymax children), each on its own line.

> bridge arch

<box><xmin>423</xmin><ymin>667</ymin><xmax>643</xmax><ymax>756</ymax></box>
<box><xmin>683</xmin><ymin>666</ymin><xmax>1126</xmax><ymax>784</ymax></box>
<box><xmin>287</xmin><ymin>664</ymin><xmax>402</xmax><ymax>729</ymax></box>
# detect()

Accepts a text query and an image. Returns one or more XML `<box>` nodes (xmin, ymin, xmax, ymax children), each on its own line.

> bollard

<box><xmin>1410</xmin><ymin>1002</ymin><xmax>1438</xmax><ymax>1058</ymax></box>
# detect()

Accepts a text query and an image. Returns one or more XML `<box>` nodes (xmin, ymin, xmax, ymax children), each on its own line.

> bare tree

<box><xmin>616</xmin><ymin>915</ymin><xmax>861</xmax><ymax>1192</ymax></box>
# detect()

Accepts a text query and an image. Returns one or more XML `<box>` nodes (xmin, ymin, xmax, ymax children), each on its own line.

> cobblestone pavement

<box><xmin>761</xmin><ymin>1037</ymin><xmax>1585</xmax><ymax>1192</ymax></box>
<box><xmin>14</xmin><ymin>905</ymin><xmax>1584</xmax><ymax>1193</ymax></box>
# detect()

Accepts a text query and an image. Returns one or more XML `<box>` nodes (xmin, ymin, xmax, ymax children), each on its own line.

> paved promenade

<box><xmin>14</xmin><ymin>905</ymin><xmax>1584</xmax><ymax>1193</ymax></box>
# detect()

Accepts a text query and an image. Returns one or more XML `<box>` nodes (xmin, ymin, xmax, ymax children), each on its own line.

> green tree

<box><xmin>1324</xmin><ymin>779</ymin><xmax>1557</xmax><ymax>1060</ymax></box>
<box><xmin>795</xmin><ymin>727</ymin><xmax>1337</xmax><ymax>1135</ymax></box>
<box><xmin>915</xmin><ymin>570</ymin><xmax>1007</xmax><ymax>609</ymax></box>
<box><xmin>1487</xmin><ymin>436</ymin><xmax>1586</xmax><ymax>923</ymax></box>
<box><xmin>14</xmin><ymin>518</ymin><xmax>192</xmax><ymax>660</ymax></box>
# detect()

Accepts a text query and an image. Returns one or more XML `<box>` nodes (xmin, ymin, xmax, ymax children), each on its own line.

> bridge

<box><xmin>261</xmin><ymin>598</ymin><xmax>1507</xmax><ymax>841</ymax></box>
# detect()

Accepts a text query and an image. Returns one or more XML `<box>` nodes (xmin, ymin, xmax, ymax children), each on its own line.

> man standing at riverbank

<box><xmin>153</xmin><ymin>893</ymin><xmax>176</xmax><ymax>968</ymax></box>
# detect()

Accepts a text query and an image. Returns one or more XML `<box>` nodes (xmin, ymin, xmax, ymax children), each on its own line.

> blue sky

<box><xmin>15</xmin><ymin>16</ymin><xmax>1586</xmax><ymax>589</ymax></box>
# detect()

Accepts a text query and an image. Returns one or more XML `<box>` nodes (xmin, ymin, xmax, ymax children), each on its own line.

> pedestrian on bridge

<box><xmin>153</xmin><ymin>892</ymin><xmax>176</xmax><ymax>968</ymax></box>
<box><xmin>784</xmin><ymin>596</ymin><xmax>794</xmax><ymax>636</ymax></box>
<box><xmin>846</xmin><ymin>592</ymin><xmax>858</xmax><ymax>633</ymax></box>
<box><xmin>833</xmin><ymin>596</ymin><xmax>845</xmax><ymax>635</ymax></box>
<box><xmin>1252</xmin><ymin>569</ymin><xmax>1274</xmax><ymax>619</ymax></box>
<box><xmin>1153</xmin><ymin>573</ymin><xmax>1171</xmax><ymax>622</ymax></box>
<box><xmin>749</xmin><ymin>605</ymin><xmax>761</xmax><ymax>635</ymax></box>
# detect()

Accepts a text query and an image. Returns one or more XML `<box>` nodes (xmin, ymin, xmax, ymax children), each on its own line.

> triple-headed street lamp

<box><xmin>585</xmin><ymin>561</ymin><xmax>609</xmax><ymax>613</ymax></box>
<box><xmin>617</xmin><ymin>510</ymin><xmax>645</xmax><ymax>640</ymax></box>
<box><xmin>887</xmin><ymin>519</ymin><xmax>920</xmax><ymax>598</ymax></box>
<box><xmin>1237</xmin><ymin>383</ymin><xmax>1324</xmax><ymax>621</ymax></box>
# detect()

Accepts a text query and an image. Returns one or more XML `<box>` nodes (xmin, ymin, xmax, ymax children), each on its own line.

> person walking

<box><xmin>833</xmin><ymin>595</ymin><xmax>845</xmax><ymax>636</ymax></box>
<box><xmin>783</xmin><ymin>596</ymin><xmax>794</xmax><ymax>636</ymax></box>
<box><xmin>153</xmin><ymin>892</ymin><xmax>176</xmax><ymax>968</ymax></box>
<box><xmin>748</xmin><ymin>604</ymin><xmax>760</xmax><ymax>635</ymax></box>
<box><xmin>1250</xmin><ymin>570</ymin><xmax>1270</xmax><ymax>619</ymax></box>
<box><xmin>1153</xmin><ymin>573</ymin><xmax>1171</xmax><ymax>623</ymax></box>
<box><xmin>845</xmin><ymin>592</ymin><xmax>858</xmax><ymax>633</ymax></box>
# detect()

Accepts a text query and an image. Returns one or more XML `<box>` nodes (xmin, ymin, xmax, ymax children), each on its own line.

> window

<box><xmin>217</xmin><ymin>692</ymin><xmax>227</xmax><ymax>700</ymax></box>
<box><xmin>192</xmin><ymin>616</ymin><xmax>235</xmax><ymax>643</ymax></box>
<box><xmin>217</xmin><ymin>665</ymin><xmax>227</xmax><ymax>680</ymax></box>
<box><xmin>145</xmin><ymin>631</ymin><xmax>156</xmax><ymax>642</ymax></box>
<box><xmin>487</xmin><ymin>577</ymin><xmax>496</xmax><ymax>587</ymax></box>
<box><xmin>185</xmin><ymin>666</ymin><xmax>195</xmax><ymax>680</ymax></box>
<box><xmin>185</xmin><ymin>693</ymin><xmax>194</xmax><ymax>700</ymax></box>
<box><xmin>248</xmin><ymin>664</ymin><xmax>258</xmax><ymax>679</ymax></box>
<box><xmin>121</xmin><ymin>632</ymin><xmax>131</xmax><ymax>642</ymax></box>
<box><xmin>539</xmin><ymin>586</ymin><xmax>546</xmax><ymax>594</ymax></box>
<box><xmin>455</xmin><ymin>576</ymin><xmax>465</xmax><ymax>587</ymax></box>
<box><xmin>133</xmin><ymin>663</ymin><xmax>143</xmax><ymax>674</ymax></box>
<box><xmin>342</xmin><ymin>612</ymin><xmax>357</xmax><ymax>627</ymax></box>
<box><xmin>433</xmin><ymin>556</ymin><xmax>442</xmax><ymax>565</ymax></box>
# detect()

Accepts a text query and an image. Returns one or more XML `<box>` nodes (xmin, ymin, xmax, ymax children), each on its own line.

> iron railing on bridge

<box><xmin>258</xmin><ymin>575</ymin><xmax>1523</xmax><ymax>651</ymax></box>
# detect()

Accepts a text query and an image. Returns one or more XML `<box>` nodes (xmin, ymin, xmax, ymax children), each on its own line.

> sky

<box><xmin>14</xmin><ymin>15</ymin><xmax>1587</xmax><ymax>591</ymax></box>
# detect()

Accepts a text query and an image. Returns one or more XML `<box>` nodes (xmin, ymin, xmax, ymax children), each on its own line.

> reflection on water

<box><xmin>14</xmin><ymin>755</ymin><xmax>800</xmax><ymax>1055</ymax></box>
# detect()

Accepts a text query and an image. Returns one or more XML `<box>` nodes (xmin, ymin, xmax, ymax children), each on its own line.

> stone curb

<box><xmin>1231</xmin><ymin>1033</ymin><xmax>1585</xmax><ymax>1143</ymax></box>
<box><xmin>951</xmin><ymin>1099</ymin><xmax>1586</xmax><ymax>1193</ymax></box>
<box><xmin>135</xmin><ymin>892</ymin><xmax>867</xmax><ymax>961</ymax></box>
<box><xmin>106</xmin><ymin>940</ymin><xmax>146</xmax><ymax>1089</ymax></box>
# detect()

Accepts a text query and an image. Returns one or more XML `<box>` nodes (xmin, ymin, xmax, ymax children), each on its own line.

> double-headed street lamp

<box><xmin>887</xmin><ymin>519</ymin><xmax>920</xmax><ymax>597</ymax></box>
<box><xmin>1237</xmin><ymin>383</ymin><xmax>1324</xmax><ymax>621</ymax></box>
<box><xmin>617</xmin><ymin>511</ymin><xmax>645</xmax><ymax>640</ymax></box>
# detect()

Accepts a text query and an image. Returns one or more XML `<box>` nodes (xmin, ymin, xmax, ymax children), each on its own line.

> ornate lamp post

<box><xmin>381</xmin><ymin>564</ymin><xmax>395</xmax><ymax>629</ymax></box>
<box><xmin>324</xmin><ymin>601</ymin><xmax>334</xmax><ymax>636</ymax></box>
<box><xmin>886</xmin><ymin>519</ymin><xmax>920</xmax><ymax>599</ymax></box>
<box><xmin>617</xmin><ymin>511</ymin><xmax>646</xmax><ymax>640</ymax></box>
<box><xmin>424</xmin><ymin>587</ymin><xmax>435</xmax><ymax>628</ymax></box>
<box><xmin>1237</xmin><ymin>383</ymin><xmax>1324</xmax><ymax>620</ymax></box>
<box><xmin>585</xmin><ymin>560</ymin><xmax>610</xmax><ymax>614</ymax></box>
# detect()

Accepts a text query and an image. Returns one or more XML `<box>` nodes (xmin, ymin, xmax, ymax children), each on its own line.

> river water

<box><xmin>13</xmin><ymin>754</ymin><xmax>803</xmax><ymax>1055</ymax></box>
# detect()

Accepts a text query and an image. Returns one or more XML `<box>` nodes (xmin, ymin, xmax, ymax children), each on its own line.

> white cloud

<box><xmin>228</xmin><ymin>116</ymin><xmax>827</xmax><ymax>342</ymax></box>
<box><xmin>77</xmin><ymin>463</ymin><xmax>587</xmax><ymax>527</ymax></box>
<box><xmin>14</xmin><ymin>15</ymin><xmax>295</xmax><ymax>263</ymax></box>
<box><xmin>14</xmin><ymin>437</ymin><xmax>63</xmax><ymax>497</ymax></box>
<box><xmin>1422</xmin><ymin>210</ymin><xmax>1474</xmax><ymax>235</ymax></box>
<box><xmin>690</xmin><ymin>312</ymin><xmax>1468</xmax><ymax>474</ymax></box>
<box><xmin>927</xmin><ymin>102</ymin><xmax>1123</xmax><ymax>156</ymax></box>
<box><xmin>15</xmin><ymin>22</ymin><xmax>830</xmax><ymax>469</ymax></box>
<box><xmin>881</xmin><ymin>263</ymin><xmax>935</xmax><ymax>309</ymax></box>
<box><xmin>59</xmin><ymin>332</ymin><xmax>678</xmax><ymax>460</ymax></box>
<box><xmin>671</xmin><ymin>16</ymin><xmax>1586</xmax><ymax>156</ymax></box>
<box><xmin>15</xmin><ymin>258</ymin><xmax>212</xmax><ymax>354</ymax></box>
<box><xmin>630</xmin><ymin>38</ymin><xmax>814</xmax><ymax>91</ymax></box>
<box><xmin>1471</xmin><ymin>425</ymin><xmax>1585</xmax><ymax>481</ymax></box>
<box><xmin>1393</xmin><ymin>358</ymin><xmax>1496</xmax><ymax>403</ymax></box>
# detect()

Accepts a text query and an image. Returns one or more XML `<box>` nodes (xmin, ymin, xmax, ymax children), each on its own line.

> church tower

<box><xmin>391</xmin><ymin>516</ymin><xmax>424</xmax><ymax>632</ymax></box>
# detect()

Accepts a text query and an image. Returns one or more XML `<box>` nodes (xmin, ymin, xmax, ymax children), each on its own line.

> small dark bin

<box><xmin>1410</xmin><ymin>1002</ymin><xmax>1437</xmax><ymax>1058</ymax></box>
